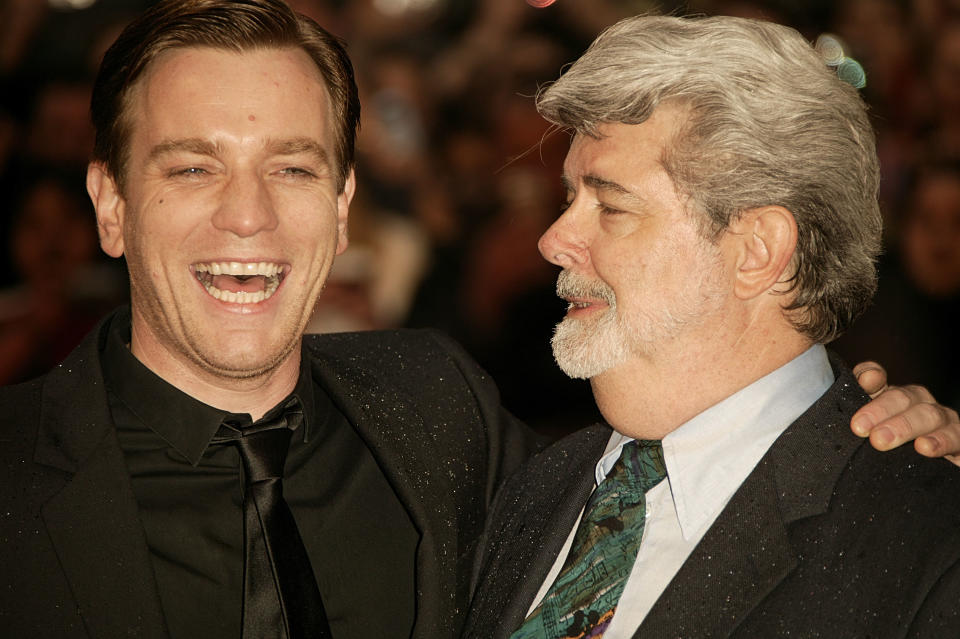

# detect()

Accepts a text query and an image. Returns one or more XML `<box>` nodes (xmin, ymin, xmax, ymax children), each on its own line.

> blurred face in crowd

<box><xmin>537</xmin><ymin>106</ymin><xmax>729</xmax><ymax>380</ymax></box>
<box><xmin>89</xmin><ymin>46</ymin><xmax>353</xmax><ymax>384</ymax></box>
<box><xmin>14</xmin><ymin>180</ymin><xmax>97</xmax><ymax>289</ymax></box>
<box><xmin>902</xmin><ymin>171</ymin><xmax>960</xmax><ymax>299</ymax></box>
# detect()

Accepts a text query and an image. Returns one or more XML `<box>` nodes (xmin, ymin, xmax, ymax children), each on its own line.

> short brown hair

<box><xmin>91</xmin><ymin>0</ymin><xmax>359</xmax><ymax>193</ymax></box>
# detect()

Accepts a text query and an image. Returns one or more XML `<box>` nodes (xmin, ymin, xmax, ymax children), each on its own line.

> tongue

<box><xmin>212</xmin><ymin>274</ymin><xmax>267</xmax><ymax>293</ymax></box>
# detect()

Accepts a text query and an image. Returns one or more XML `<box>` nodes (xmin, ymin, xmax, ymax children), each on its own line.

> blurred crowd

<box><xmin>1</xmin><ymin>0</ymin><xmax>958</xmax><ymax>431</ymax></box>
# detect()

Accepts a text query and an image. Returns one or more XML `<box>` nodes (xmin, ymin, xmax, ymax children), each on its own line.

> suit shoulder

<box><xmin>303</xmin><ymin>328</ymin><xmax>482</xmax><ymax>378</ymax></box>
<box><xmin>843</xmin><ymin>443</ymin><xmax>960</xmax><ymax>516</ymax></box>
<box><xmin>0</xmin><ymin>374</ymin><xmax>64</xmax><ymax>509</ymax></box>
<box><xmin>0</xmin><ymin>376</ymin><xmax>44</xmax><ymax>443</ymax></box>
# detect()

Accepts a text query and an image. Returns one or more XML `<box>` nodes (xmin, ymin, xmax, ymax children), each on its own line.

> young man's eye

<box><xmin>279</xmin><ymin>167</ymin><xmax>315</xmax><ymax>177</ymax></box>
<box><xmin>171</xmin><ymin>167</ymin><xmax>207</xmax><ymax>177</ymax></box>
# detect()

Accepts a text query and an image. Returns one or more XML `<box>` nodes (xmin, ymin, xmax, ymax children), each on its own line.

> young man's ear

<box><xmin>86</xmin><ymin>163</ymin><xmax>126</xmax><ymax>258</ymax></box>
<box><xmin>335</xmin><ymin>168</ymin><xmax>355</xmax><ymax>256</ymax></box>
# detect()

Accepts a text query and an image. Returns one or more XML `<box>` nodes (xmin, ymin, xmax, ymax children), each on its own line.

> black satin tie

<box><xmin>214</xmin><ymin>398</ymin><xmax>332</xmax><ymax>639</ymax></box>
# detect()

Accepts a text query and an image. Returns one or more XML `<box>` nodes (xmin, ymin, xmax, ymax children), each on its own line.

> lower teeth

<box><xmin>200</xmin><ymin>275</ymin><xmax>280</xmax><ymax>304</ymax></box>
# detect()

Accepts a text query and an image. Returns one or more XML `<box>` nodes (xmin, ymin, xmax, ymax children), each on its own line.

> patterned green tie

<box><xmin>511</xmin><ymin>440</ymin><xmax>666</xmax><ymax>639</ymax></box>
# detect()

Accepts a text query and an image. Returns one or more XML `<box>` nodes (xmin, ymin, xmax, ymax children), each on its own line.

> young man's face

<box><xmin>91</xmin><ymin>46</ymin><xmax>353</xmax><ymax>384</ymax></box>
<box><xmin>538</xmin><ymin>106</ymin><xmax>730</xmax><ymax>379</ymax></box>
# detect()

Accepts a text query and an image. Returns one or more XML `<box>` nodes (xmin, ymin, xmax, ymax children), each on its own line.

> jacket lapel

<box><xmin>638</xmin><ymin>457</ymin><xmax>797</xmax><ymax>638</ymax></box>
<box><xmin>305</xmin><ymin>340</ymin><xmax>459</xmax><ymax>638</ymax></box>
<box><xmin>466</xmin><ymin>425</ymin><xmax>612</xmax><ymax>639</ymax></box>
<box><xmin>35</xmin><ymin>314</ymin><xmax>168</xmax><ymax>639</ymax></box>
<box><xmin>637</xmin><ymin>361</ymin><xmax>867</xmax><ymax>639</ymax></box>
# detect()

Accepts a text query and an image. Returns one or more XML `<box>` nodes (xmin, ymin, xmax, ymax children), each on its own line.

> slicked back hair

<box><xmin>91</xmin><ymin>0</ymin><xmax>359</xmax><ymax>193</ymax></box>
<box><xmin>538</xmin><ymin>15</ymin><xmax>882</xmax><ymax>343</ymax></box>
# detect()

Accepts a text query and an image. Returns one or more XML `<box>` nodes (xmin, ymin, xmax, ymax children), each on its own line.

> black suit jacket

<box><xmin>465</xmin><ymin>361</ymin><xmax>960</xmax><ymax>638</ymax></box>
<box><xmin>0</xmin><ymin>311</ymin><xmax>535</xmax><ymax>638</ymax></box>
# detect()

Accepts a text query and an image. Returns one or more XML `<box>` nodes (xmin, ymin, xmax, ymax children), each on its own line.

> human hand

<box><xmin>851</xmin><ymin>361</ymin><xmax>960</xmax><ymax>465</ymax></box>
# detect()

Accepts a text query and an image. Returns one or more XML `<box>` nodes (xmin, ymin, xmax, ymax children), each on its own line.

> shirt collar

<box><xmin>596</xmin><ymin>344</ymin><xmax>834</xmax><ymax>540</ymax></box>
<box><xmin>101</xmin><ymin>308</ymin><xmax>316</xmax><ymax>465</ymax></box>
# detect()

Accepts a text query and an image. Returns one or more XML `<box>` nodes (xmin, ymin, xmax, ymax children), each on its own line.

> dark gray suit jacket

<box><xmin>0</xmin><ymin>310</ymin><xmax>535</xmax><ymax>638</ymax></box>
<box><xmin>464</xmin><ymin>361</ymin><xmax>960</xmax><ymax>638</ymax></box>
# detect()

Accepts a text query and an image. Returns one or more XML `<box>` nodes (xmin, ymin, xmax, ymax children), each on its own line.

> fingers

<box><xmin>914</xmin><ymin>426</ymin><xmax>960</xmax><ymax>465</ymax></box>
<box><xmin>851</xmin><ymin>384</ymin><xmax>930</xmax><ymax>440</ymax></box>
<box><xmin>853</xmin><ymin>361</ymin><xmax>887</xmax><ymax>398</ymax></box>
<box><xmin>851</xmin><ymin>384</ymin><xmax>960</xmax><ymax>465</ymax></box>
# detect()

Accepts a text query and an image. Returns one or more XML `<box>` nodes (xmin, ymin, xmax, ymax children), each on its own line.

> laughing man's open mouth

<box><xmin>193</xmin><ymin>261</ymin><xmax>285</xmax><ymax>304</ymax></box>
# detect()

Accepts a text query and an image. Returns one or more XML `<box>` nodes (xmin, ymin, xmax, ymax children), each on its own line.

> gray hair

<box><xmin>537</xmin><ymin>15</ymin><xmax>882</xmax><ymax>343</ymax></box>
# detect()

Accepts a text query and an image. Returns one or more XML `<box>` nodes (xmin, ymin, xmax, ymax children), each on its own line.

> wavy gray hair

<box><xmin>537</xmin><ymin>15</ymin><xmax>882</xmax><ymax>343</ymax></box>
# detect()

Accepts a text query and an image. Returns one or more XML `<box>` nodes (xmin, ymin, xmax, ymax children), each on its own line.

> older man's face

<box><xmin>93</xmin><ymin>46</ymin><xmax>352</xmax><ymax>383</ymax></box>
<box><xmin>538</xmin><ymin>107</ymin><xmax>730</xmax><ymax>379</ymax></box>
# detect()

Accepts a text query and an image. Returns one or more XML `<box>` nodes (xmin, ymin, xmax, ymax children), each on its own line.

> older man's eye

<box><xmin>598</xmin><ymin>204</ymin><xmax>625</xmax><ymax>215</ymax></box>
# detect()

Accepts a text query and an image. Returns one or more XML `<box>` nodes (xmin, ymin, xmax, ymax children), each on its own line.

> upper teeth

<box><xmin>195</xmin><ymin>262</ymin><xmax>282</xmax><ymax>277</ymax></box>
<box><xmin>193</xmin><ymin>261</ymin><xmax>283</xmax><ymax>304</ymax></box>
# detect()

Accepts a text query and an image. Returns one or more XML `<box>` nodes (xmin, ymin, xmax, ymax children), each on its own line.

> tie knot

<box><xmin>619</xmin><ymin>439</ymin><xmax>667</xmax><ymax>491</ymax></box>
<box><xmin>584</xmin><ymin>440</ymin><xmax>666</xmax><ymax>514</ymax></box>
<box><xmin>213</xmin><ymin>396</ymin><xmax>304</xmax><ymax>484</ymax></box>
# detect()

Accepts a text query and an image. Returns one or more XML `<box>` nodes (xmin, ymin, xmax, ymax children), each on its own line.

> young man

<box><xmin>0</xmin><ymin>2</ymin><xmax>531</xmax><ymax>637</ymax></box>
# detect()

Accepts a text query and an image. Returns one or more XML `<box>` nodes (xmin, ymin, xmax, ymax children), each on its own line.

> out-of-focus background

<box><xmin>1</xmin><ymin>0</ymin><xmax>958</xmax><ymax>433</ymax></box>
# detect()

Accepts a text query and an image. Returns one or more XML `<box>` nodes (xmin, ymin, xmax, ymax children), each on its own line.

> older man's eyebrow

<box><xmin>148</xmin><ymin>138</ymin><xmax>221</xmax><ymax>161</ymax></box>
<box><xmin>582</xmin><ymin>174</ymin><xmax>649</xmax><ymax>207</ymax></box>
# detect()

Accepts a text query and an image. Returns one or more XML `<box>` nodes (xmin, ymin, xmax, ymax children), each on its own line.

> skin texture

<box><xmin>87</xmin><ymin>47</ymin><xmax>354</xmax><ymax>419</ymax></box>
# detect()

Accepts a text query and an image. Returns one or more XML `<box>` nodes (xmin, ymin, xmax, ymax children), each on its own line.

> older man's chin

<box><xmin>550</xmin><ymin>314</ymin><xmax>631</xmax><ymax>380</ymax></box>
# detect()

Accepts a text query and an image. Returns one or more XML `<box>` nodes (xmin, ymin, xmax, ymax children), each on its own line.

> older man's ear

<box><xmin>727</xmin><ymin>205</ymin><xmax>799</xmax><ymax>302</ymax></box>
<box><xmin>851</xmin><ymin>361</ymin><xmax>960</xmax><ymax>466</ymax></box>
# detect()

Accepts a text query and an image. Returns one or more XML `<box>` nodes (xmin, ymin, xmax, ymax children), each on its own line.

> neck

<box><xmin>130</xmin><ymin>328</ymin><xmax>302</xmax><ymax>422</ymax></box>
<box><xmin>591</xmin><ymin>320</ymin><xmax>812</xmax><ymax>440</ymax></box>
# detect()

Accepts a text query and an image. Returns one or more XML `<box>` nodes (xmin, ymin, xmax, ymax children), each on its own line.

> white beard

<box><xmin>550</xmin><ymin>250</ymin><xmax>726</xmax><ymax>380</ymax></box>
<box><xmin>550</xmin><ymin>269</ymin><xmax>631</xmax><ymax>379</ymax></box>
<box><xmin>551</xmin><ymin>307</ymin><xmax>632</xmax><ymax>379</ymax></box>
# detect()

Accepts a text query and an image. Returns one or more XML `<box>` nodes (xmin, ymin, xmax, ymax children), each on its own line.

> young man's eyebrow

<box><xmin>146</xmin><ymin>137</ymin><xmax>331</xmax><ymax>167</ymax></box>
<box><xmin>148</xmin><ymin>138</ymin><xmax>221</xmax><ymax>161</ymax></box>
<box><xmin>265</xmin><ymin>138</ymin><xmax>331</xmax><ymax>167</ymax></box>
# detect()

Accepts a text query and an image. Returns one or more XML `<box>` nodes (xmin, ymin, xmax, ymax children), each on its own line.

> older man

<box><xmin>465</xmin><ymin>15</ymin><xmax>960</xmax><ymax>639</ymax></box>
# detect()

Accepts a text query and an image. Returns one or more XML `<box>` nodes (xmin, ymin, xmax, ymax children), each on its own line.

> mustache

<box><xmin>555</xmin><ymin>269</ymin><xmax>617</xmax><ymax>306</ymax></box>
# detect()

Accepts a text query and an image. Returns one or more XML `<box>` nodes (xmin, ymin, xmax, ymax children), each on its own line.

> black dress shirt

<box><xmin>101</xmin><ymin>318</ymin><xmax>418</xmax><ymax>638</ymax></box>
